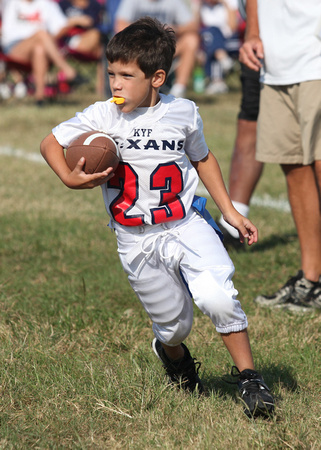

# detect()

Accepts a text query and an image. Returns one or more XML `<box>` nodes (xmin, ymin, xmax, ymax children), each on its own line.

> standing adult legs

<box><xmin>282</xmin><ymin>163</ymin><xmax>321</xmax><ymax>282</ymax></box>
<box><xmin>229</xmin><ymin>119</ymin><xmax>263</xmax><ymax>205</ymax></box>
<box><xmin>219</xmin><ymin>64</ymin><xmax>262</xmax><ymax>243</ymax></box>
<box><xmin>219</xmin><ymin>119</ymin><xmax>263</xmax><ymax>240</ymax></box>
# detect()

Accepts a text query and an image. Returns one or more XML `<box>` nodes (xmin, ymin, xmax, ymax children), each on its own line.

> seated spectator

<box><xmin>114</xmin><ymin>0</ymin><xmax>199</xmax><ymax>98</ymax></box>
<box><xmin>1</xmin><ymin>0</ymin><xmax>86</xmax><ymax>105</ymax></box>
<box><xmin>58</xmin><ymin>0</ymin><xmax>103</xmax><ymax>57</ymax></box>
<box><xmin>58</xmin><ymin>0</ymin><xmax>104</xmax><ymax>95</ymax></box>
<box><xmin>200</xmin><ymin>0</ymin><xmax>240</xmax><ymax>94</ymax></box>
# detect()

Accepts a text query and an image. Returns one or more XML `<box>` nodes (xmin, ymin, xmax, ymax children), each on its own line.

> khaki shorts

<box><xmin>257</xmin><ymin>81</ymin><xmax>321</xmax><ymax>165</ymax></box>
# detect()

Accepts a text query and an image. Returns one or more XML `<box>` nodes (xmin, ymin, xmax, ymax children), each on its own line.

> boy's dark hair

<box><xmin>106</xmin><ymin>16</ymin><xmax>176</xmax><ymax>79</ymax></box>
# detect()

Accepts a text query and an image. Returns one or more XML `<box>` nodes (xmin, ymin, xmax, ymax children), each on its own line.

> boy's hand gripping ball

<box><xmin>66</xmin><ymin>131</ymin><xmax>120</xmax><ymax>174</ymax></box>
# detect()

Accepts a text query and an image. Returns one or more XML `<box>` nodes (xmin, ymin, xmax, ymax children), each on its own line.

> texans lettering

<box><xmin>126</xmin><ymin>139</ymin><xmax>184</xmax><ymax>151</ymax></box>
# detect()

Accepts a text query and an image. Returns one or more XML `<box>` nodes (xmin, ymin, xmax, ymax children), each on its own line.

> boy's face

<box><xmin>107</xmin><ymin>60</ymin><xmax>158</xmax><ymax>113</ymax></box>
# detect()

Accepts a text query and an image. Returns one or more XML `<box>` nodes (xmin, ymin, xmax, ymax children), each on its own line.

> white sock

<box><xmin>232</xmin><ymin>201</ymin><xmax>250</xmax><ymax>217</ymax></box>
<box><xmin>219</xmin><ymin>201</ymin><xmax>250</xmax><ymax>239</ymax></box>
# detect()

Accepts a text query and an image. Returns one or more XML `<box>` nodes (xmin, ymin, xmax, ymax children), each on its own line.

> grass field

<box><xmin>1</xmin><ymin>85</ymin><xmax>321</xmax><ymax>449</ymax></box>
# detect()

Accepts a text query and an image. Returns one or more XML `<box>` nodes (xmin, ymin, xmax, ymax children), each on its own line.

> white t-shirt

<box><xmin>1</xmin><ymin>0</ymin><xmax>68</xmax><ymax>48</ymax></box>
<box><xmin>53</xmin><ymin>94</ymin><xmax>209</xmax><ymax>227</ymax></box>
<box><xmin>258</xmin><ymin>0</ymin><xmax>321</xmax><ymax>85</ymax></box>
<box><xmin>200</xmin><ymin>0</ymin><xmax>238</xmax><ymax>38</ymax></box>
<box><xmin>115</xmin><ymin>0</ymin><xmax>193</xmax><ymax>26</ymax></box>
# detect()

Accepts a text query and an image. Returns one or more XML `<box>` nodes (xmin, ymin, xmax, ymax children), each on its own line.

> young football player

<box><xmin>40</xmin><ymin>16</ymin><xmax>274</xmax><ymax>417</ymax></box>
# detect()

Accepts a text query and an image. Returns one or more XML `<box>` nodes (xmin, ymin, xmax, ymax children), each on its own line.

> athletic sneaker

<box><xmin>305</xmin><ymin>284</ymin><xmax>321</xmax><ymax>308</ymax></box>
<box><xmin>152</xmin><ymin>338</ymin><xmax>204</xmax><ymax>394</ymax></box>
<box><xmin>254</xmin><ymin>270</ymin><xmax>319</xmax><ymax>308</ymax></box>
<box><xmin>231</xmin><ymin>366</ymin><xmax>274</xmax><ymax>418</ymax></box>
<box><xmin>0</xmin><ymin>82</ymin><xmax>11</xmax><ymax>100</ymax></box>
<box><xmin>284</xmin><ymin>282</ymin><xmax>321</xmax><ymax>312</ymax></box>
<box><xmin>13</xmin><ymin>81</ymin><xmax>27</xmax><ymax>99</ymax></box>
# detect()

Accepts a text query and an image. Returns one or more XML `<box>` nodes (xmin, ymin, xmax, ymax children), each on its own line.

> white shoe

<box><xmin>0</xmin><ymin>83</ymin><xmax>11</xmax><ymax>99</ymax></box>
<box><xmin>13</xmin><ymin>81</ymin><xmax>27</xmax><ymax>99</ymax></box>
<box><xmin>205</xmin><ymin>80</ymin><xmax>228</xmax><ymax>95</ymax></box>
<box><xmin>169</xmin><ymin>83</ymin><xmax>186</xmax><ymax>98</ymax></box>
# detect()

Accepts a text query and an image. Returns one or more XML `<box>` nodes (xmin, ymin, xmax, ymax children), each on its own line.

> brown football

<box><xmin>66</xmin><ymin>131</ymin><xmax>120</xmax><ymax>174</ymax></box>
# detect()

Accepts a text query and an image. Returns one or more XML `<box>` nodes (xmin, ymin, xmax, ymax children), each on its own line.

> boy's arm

<box><xmin>40</xmin><ymin>133</ymin><xmax>114</xmax><ymax>190</ymax></box>
<box><xmin>191</xmin><ymin>151</ymin><xmax>258</xmax><ymax>245</ymax></box>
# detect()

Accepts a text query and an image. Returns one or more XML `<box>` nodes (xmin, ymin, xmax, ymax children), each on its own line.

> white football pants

<box><xmin>113</xmin><ymin>211</ymin><xmax>248</xmax><ymax>346</ymax></box>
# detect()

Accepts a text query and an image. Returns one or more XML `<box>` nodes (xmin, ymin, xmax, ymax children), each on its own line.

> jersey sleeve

<box><xmin>184</xmin><ymin>105</ymin><xmax>209</xmax><ymax>162</ymax></box>
<box><xmin>52</xmin><ymin>101</ymin><xmax>113</xmax><ymax>149</ymax></box>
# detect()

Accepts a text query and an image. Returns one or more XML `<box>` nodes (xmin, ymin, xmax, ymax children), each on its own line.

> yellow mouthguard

<box><xmin>111</xmin><ymin>97</ymin><xmax>125</xmax><ymax>105</ymax></box>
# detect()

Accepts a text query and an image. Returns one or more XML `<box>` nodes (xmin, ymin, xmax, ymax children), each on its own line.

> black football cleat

<box><xmin>152</xmin><ymin>338</ymin><xmax>204</xmax><ymax>395</ymax></box>
<box><xmin>231</xmin><ymin>366</ymin><xmax>274</xmax><ymax>418</ymax></box>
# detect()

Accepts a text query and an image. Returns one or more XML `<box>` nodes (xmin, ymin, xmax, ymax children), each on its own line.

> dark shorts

<box><xmin>238</xmin><ymin>63</ymin><xmax>260</xmax><ymax>122</ymax></box>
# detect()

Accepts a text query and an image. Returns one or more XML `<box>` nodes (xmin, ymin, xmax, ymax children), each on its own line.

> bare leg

<box><xmin>282</xmin><ymin>163</ymin><xmax>321</xmax><ymax>282</ymax></box>
<box><xmin>221</xmin><ymin>329</ymin><xmax>255</xmax><ymax>372</ymax></box>
<box><xmin>161</xmin><ymin>329</ymin><xmax>255</xmax><ymax>372</ymax></box>
<box><xmin>161</xmin><ymin>343</ymin><xmax>185</xmax><ymax>360</ymax></box>
<box><xmin>229</xmin><ymin>119</ymin><xmax>263</xmax><ymax>204</ymax></box>
<box><xmin>76</xmin><ymin>29</ymin><xmax>102</xmax><ymax>57</ymax></box>
<box><xmin>31</xmin><ymin>42</ymin><xmax>48</xmax><ymax>101</ymax></box>
<box><xmin>174</xmin><ymin>32</ymin><xmax>199</xmax><ymax>87</ymax></box>
<box><xmin>219</xmin><ymin>119</ymin><xmax>263</xmax><ymax>239</ymax></box>
<box><xmin>10</xmin><ymin>30</ymin><xmax>76</xmax><ymax>80</ymax></box>
<box><xmin>315</xmin><ymin>160</ymin><xmax>321</xmax><ymax>200</ymax></box>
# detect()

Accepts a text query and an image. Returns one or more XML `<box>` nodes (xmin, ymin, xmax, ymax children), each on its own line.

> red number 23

<box><xmin>108</xmin><ymin>162</ymin><xmax>186</xmax><ymax>226</ymax></box>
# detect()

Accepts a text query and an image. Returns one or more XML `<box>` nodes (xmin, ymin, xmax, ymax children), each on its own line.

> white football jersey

<box><xmin>53</xmin><ymin>94</ymin><xmax>209</xmax><ymax>226</ymax></box>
